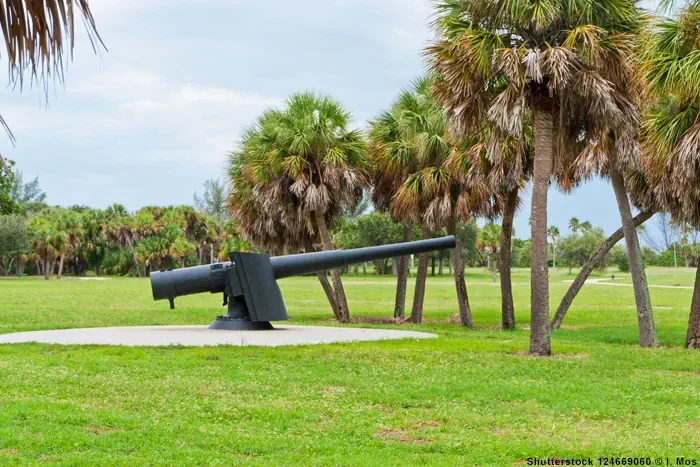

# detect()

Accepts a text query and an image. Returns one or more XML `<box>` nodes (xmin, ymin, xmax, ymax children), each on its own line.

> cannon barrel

<box><xmin>150</xmin><ymin>262</ymin><xmax>230</xmax><ymax>301</ymax></box>
<box><xmin>150</xmin><ymin>236</ymin><xmax>456</xmax><ymax>302</ymax></box>
<box><xmin>270</xmin><ymin>235</ymin><xmax>456</xmax><ymax>279</ymax></box>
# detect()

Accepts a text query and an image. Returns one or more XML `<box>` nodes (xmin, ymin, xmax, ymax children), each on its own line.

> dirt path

<box><xmin>563</xmin><ymin>277</ymin><xmax>693</xmax><ymax>290</ymax></box>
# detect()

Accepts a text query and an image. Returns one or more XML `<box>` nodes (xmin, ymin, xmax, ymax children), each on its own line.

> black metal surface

<box><xmin>208</xmin><ymin>318</ymin><xmax>274</xmax><ymax>330</ymax></box>
<box><xmin>150</xmin><ymin>262</ymin><xmax>230</xmax><ymax>304</ymax></box>
<box><xmin>270</xmin><ymin>235</ymin><xmax>456</xmax><ymax>279</ymax></box>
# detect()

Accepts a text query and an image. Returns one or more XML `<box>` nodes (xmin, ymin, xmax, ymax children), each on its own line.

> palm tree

<box><xmin>548</xmin><ymin>226</ymin><xmax>560</xmax><ymax>267</ymax></box>
<box><xmin>0</xmin><ymin>0</ymin><xmax>102</xmax><ymax>171</ymax></box>
<box><xmin>569</xmin><ymin>218</ymin><xmax>581</xmax><ymax>235</ymax></box>
<box><xmin>478</xmin><ymin>224</ymin><xmax>501</xmax><ymax>283</ymax></box>
<box><xmin>465</xmin><ymin>123</ymin><xmax>532</xmax><ymax>330</ymax></box>
<box><xmin>369</xmin><ymin>85</ymin><xmax>423</xmax><ymax>320</ymax></box>
<box><xmin>580</xmin><ymin>221</ymin><xmax>592</xmax><ymax>232</ymax></box>
<box><xmin>372</xmin><ymin>78</ymin><xmax>491</xmax><ymax>326</ymax></box>
<box><xmin>55</xmin><ymin>211</ymin><xmax>83</xmax><ymax>279</ymax></box>
<box><xmin>640</xmin><ymin>0</ymin><xmax>700</xmax><ymax>348</ymax></box>
<box><xmin>427</xmin><ymin>0</ymin><xmax>646</xmax><ymax>355</ymax></box>
<box><xmin>228</xmin><ymin>92</ymin><xmax>369</xmax><ymax>323</ymax></box>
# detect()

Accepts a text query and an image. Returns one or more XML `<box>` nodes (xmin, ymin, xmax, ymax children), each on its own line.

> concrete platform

<box><xmin>0</xmin><ymin>325</ymin><xmax>438</xmax><ymax>347</ymax></box>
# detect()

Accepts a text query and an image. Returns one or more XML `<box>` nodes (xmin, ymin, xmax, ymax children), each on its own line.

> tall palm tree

<box><xmin>548</xmin><ymin>226</ymin><xmax>560</xmax><ymax>267</ymax></box>
<box><xmin>228</xmin><ymin>92</ymin><xmax>369</xmax><ymax>323</ymax></box>
<box><xmin>640</xmin><ymin>0</ymin><xmax>700</xmax><ymax>348</ymax></box>
<box><xmin>569</xmin><ymin>218</ymin><xmax>581</xmax><ymax>235</ymax></box>
<box><xmin>369</xmin><ymin>85</ymin><xmax>422</xmax><ymax>320</ymax></box>
<box><xmin>55</xmin><ymin>210</ymin><xmax>83</xmax><ymax>279</ymax></box>
<box><xmin>427</xmin><ymin>0</ymin><xmax>647</xmax><ymax>355</ymax></box>
<box><xmin>372</xmin><ymin>78</ymin><xmax>491</xmax><ymax>326</ymax></box>
<box><xmin>464</xmin><ymin>122</ymin><xmax>532</xmax><ymax>330</ymax></box>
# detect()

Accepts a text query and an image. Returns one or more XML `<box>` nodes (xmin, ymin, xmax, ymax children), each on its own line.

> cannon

<box><xmin>150</xmin><ymin>236</ymin><xmax>456</xmax><ymax>330</ymax></box>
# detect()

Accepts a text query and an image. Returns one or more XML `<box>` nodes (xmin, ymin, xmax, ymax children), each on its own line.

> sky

<box><xmin>0</xmin><ymin>0</ymin><xmax>667</xmax><ymax>242</ymax></box>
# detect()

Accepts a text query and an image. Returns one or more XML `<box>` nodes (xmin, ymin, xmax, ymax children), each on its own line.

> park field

<box><xmin>1</xmin><ymin>267</ymin><xmax>699</xmax><ymax>466</ymax></box>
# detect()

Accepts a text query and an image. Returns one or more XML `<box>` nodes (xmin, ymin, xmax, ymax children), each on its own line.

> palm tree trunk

<box><xmin>362</xmin><ymin>262</ymin><xmax>367</xmax><ymax>275</ymax></box>
<box><xmin>129</xmin><ymin>243</ymin><xmax>142</xmax><ymax>278</ymax></box>
<box><xmin>304</xmin><ymin>239</ymin><xmax>341</xmax><ymax>318</ymax></box>
<box><xmin>317</xmin><ymin>272</ymin><xmax>341</xmax><ymax>320</ymax></box>
<box><xmin>57</xmin><ymin>255</ymin><xmax>65</xmax><ymax>280</ymax></box>
<box><xmin>431</xmin><ymin>257</ymin><xmax>436</xmax><ymax>276</ymax></box>
<box><xmin>529</xmin><ymin>104</ymin><xmax>554</xmax><ymax>356</ymax></box>
<box><xmin>551</xmin><ymin>211</ymin><xmax>654</xmax><ymax>329</ymax></box>
<box><xmin>43</xmin><ymin>254</ymin><xmax>50</xmax><ymax>280</ymax></box>
<box><xmin>17</xmin><ymin>258</ymin><xmax>25</xmax><ymax>276</ymax></box>
<box><xmin>500</xmin><ymin>188</ymin><xmax>517</xmax><ymax>330</ymax></box>
<box><xmin>686</xmin><ymin>260</ymin><xmax>700</xmax><ymax>349</ymax></box>
<box><xmin>610</xmin><ymin>166</ymin><xmax>657</xmax><ymax>347</ymax></box>
<box><xmin>315</xmin><ymin>211</ymin><xmax>350</xmax><ymax>322</ymax></box>
<box><xmin>410</xmin><ymin>225</ymin><xmax>431</xmax><ymax>324</ymax></box>
<box><xmin>491</xmin><ymin>253</ymin><xmax>497</xmax><ymax>283</ymax></box>
<box><xmin>394</xmin><ymin>222</ymin><xmax>412</xmax><ymax>320</ymax></box>
<box><xmin>210</xmin><ymin>244</ymin><xmax>215</xmax><ymax>264</ymax></box>
<box><xmin>447</xmin><ymin>218</ymin><xmax>472</xmax><ymax>328</ymax></box>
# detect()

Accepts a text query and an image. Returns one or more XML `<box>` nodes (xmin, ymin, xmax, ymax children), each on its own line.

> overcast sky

<box><xmin>0</xmin><ymin>0</ymin><xmax>667</xmax><ymax>242</ymax></box>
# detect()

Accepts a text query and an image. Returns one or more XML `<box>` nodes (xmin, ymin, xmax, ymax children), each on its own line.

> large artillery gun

<box><xmin>150</xmin><ymin>236</ymin><xmax>456</xmax><ymax>330</ymax></box>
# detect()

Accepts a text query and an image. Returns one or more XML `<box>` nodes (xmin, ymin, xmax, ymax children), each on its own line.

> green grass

<box><xmin>1</xmin><ymin>267</ymin><xmax>699</xmax><ymax>466</ymax></box>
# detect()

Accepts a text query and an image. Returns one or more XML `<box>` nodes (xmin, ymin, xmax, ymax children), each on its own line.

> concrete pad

<box><xmin>0</xmin><ymin>325</ymin><xmax>438</xmax><ymax>347</ymax></box>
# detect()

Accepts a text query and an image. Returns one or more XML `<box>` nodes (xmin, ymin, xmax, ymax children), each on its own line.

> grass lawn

<box><xmin>1</xmin><ymin>267</ymin><xmax>699</xmax><ymax>466</ymax></box>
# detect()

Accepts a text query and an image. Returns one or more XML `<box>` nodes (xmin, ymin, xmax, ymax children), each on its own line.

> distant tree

<box><xmin>456</xmin><ymin>221</ymin><xmax>479</xmax><ymax>266</ymax></box>
<box><xmin>0</xmin><ymin>158</ymin><xmax>17</xmax><ymax>215</ymax></box>
<box><xmin>569</xmin><ymin>218</ymin><xmax>581</xmax><ymax>235</ymax></box>
<box><xmin>580</xmin><ymin>221</ymin><xmax>593</xmax><ymax>232</ymax></box>
<box><xmin>0</xmin><ymin>215</ymin><xmax>29</xmax><ymax>276</ymax></box>
<box><xmin>513</xmin><ymin>239</ymin><xmax>531</xmax><ymax>268</ymax></box>
<box><xmin>610</xmin><ymin>246</ymin><xmax>630</xmax><ymax>273</ymax></box>
<box><xmin>9</xmin><ymin>171</ymin><xmax>46</xmax><ymax>204</ymax></box>
<box><xmin>478</xmin><ymin>224</ymin><xmax>501</xmax><ymax>283</ymax></box>
<box><xmin>556</xmin><ymin>227</ymin><xmax>608</xmax><ymax>274</ymax></box>
<box><xmin>548</xmin><ymin>226</ymin><xmax>560</xmax><ymax>267</ymax></box>
<box><xmin>194</xmin><ymin>178</ymin><xmax>229</xmax><ymax>221</ymax></box>
<box><xmin>105</xmin><ymin>203</ymin><xmax>128</xmax><ymax>217</ymax></box>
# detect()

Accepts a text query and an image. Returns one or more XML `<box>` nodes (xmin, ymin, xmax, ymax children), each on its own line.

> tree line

<box><xmin>225</xmin><ymin>0</ymin><xmax>700</xmax><ymax>354</ymax></box>
<box><xmin>0</xmin><ymin>175</ymin><xmax>251</xmax><ymax>279</ymax></box>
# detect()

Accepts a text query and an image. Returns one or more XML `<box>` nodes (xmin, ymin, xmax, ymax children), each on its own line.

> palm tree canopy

<box><xmin>368</xmin><ymin>77</ymin><xmax>493</xmax><ymax>230</ymax></box>
<box><xmin>547</xmin><ymin>225</ymin><xmax>560</xmax><ymax>240</ymax></box>
<box><xmin>229</xmin><ymin>92</ymin><xmax>369</xmax><ymax>252</ymax></box>
<box><xmin>426</xmin><ymin>0</ymin><xmax>647</xmax><ymax>187</ymax></box>
<box><xmin>1</xmin><ymin>0</ymin><xmax>101</xmax><ymax>89</ymax></box>
<box><xmin>641</xmin><ymin>1</ymin><xmax>700</xmax><ymax>226</ymax></box>
<box><xmin>569</xmin><ymin>217</ymin><xmax>581</xmax><ymax>232</ymax></box>
<box><xmin>0</xmin><ymin>0</ymin><xmax>102</xmax><ymax>172</ymax></box>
